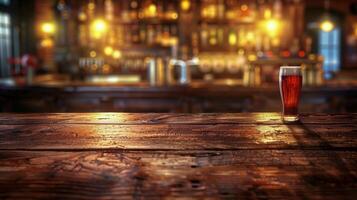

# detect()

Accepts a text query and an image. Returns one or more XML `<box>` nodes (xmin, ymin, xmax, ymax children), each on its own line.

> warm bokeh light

<box><xmin>41</xmin><ymin>22</ymin><xmax>55</xmax><ymax>34</ymax></box>
<box><xmin>241</xmin><ymin>4</ymin><xmax>248</xmax><ymax>11</ymax></box>
<box><xmin>40</xmin><ymin>38</ymin><xmax>54</xmax><ymax>47</ymax></box>
<box><xmin>171</xmin><ymin>13</ymin><xmax>178</xmax><ymax>20</ymax></box>
<box><xmin>180</xmin><ymin>0</ymin><xmax>191</xmax><ymax>11</ymax></box>
<box><xmin>228</xmin><ymin>32</ymin><xmax>237</xmax><ymax>46</ymax></box>
<box><xmin>272</xmin><ymin>38</ymin><xmax>280</xmax><ymax>46</ymax></box>
<box><xmin>91</xmin><ymin>19</ymin><xmax>107</xmax><ymax>38</ymax></box>
<box><xmin>78</xmin><ymin>12</ymin><xmax>87</xmax><ymax>21</ymax></box>
<box><xmin>264</xmin><ymin>19</ymin><xmax>281</xmax><ymax>37</ymax></box>
<box><xmin>202</xmin><ymin>5</ymin><xmax>217</xmax><ymax>19</ymax></box>
<box><xmin>248</xmin><ymin>54</ymin><xmax>257</xmax><ymax>61</ymax></box>
<box><xmin>148</xmin><ymin>3</ymin><xmax>157</xmax><ymax>17</ymax></box>
<box><xmin>89</xmin><ymin>51</ymin><xmax>97</xmax><ymax>58</ymax></box>
<box><xmin>246</xmin><ymin>32</ymin><xmax>254</xmax><ymax>42</ymax></box>
<box><xmin>88</xmin><ymin>2</ymin><xmax>95</xmax><ymax>10</ymax></box>
<box><xmin>104</xmin><ymin>46</ymin><xmax>113</xmax><ymax>56</ymax></box>
<box><xmin>112</xmin><ymin>50</ymin><xmax>122</xmax><ymax>59</ymax></box>
<box><xmin>266</xmin><ymin>19</ymin><xmax>279</xmax><ymax>31</ymax></box>
<box><xmin>320</xmin><ymin>20</ymin><xmax>334</xmax><ymax>32</ymax></box>
<box><xmin>264</xmin><ymin>9</ymin><xmax>272</xmax><ymax>19</ymax></box>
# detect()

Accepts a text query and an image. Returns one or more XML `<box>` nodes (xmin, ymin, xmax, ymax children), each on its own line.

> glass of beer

<box><xmin>279</xmin><ymin>66</ymin><xmax>302</xmax><ymax>122</ymax></box>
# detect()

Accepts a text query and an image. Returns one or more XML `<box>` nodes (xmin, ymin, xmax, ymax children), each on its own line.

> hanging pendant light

<box><xmin>320</xmin><ymin>0</ymin><xmax>334</xmax><ymax>32</ymax></box>
<box><xmin>320</xmin><ymin>19</ymin><xmax>334</xmax><ymax>32</ymax></box>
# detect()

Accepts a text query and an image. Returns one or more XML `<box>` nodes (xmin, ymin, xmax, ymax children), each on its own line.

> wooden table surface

<box><xmin>0</xmin><ymin>113</ymin><xmax>356</xmax><ymax>199</ymax></box>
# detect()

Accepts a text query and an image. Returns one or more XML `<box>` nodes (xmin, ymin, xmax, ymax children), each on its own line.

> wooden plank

<box><xmin>0</xmin><ymin>113</ymin><xmax>356</xmax><ymax>125</ymax></box>
<box><xmin>0</xmin><ymin>150</ymin><xmax>356</xmax><ymax>199</ymax></box>
<box><xmin>0</xmin><ymin>123</ymin><xmax>356</xmax><ymax>150</ymax></box>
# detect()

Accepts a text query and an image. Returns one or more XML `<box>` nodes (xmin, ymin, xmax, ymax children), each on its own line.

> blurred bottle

<box><xmin>201</xmin><ymin>25</ymin><xmax>208</xmax><ymax>47</ymax></box>
<box><xmin>140</xmin><ymin>25</ymin><xmax>146</xmax><ymax>42</ymax></box>
<box><xmin>217</xmin><ymin>0</ymin><xmax>225</xmax><ymax>20</ymax></box>
<box><xmin>209</xmin><ymin>28</ymin><xmax>217</xmax><ymax>46</ymax></box>
<box><xmin>217</xmin><ymin>27</ymin><xmax>224</xmax><ymax>46</ymax></box>
<box><xmin>132</xmin><ymin>25</ymin><xmax>140</xmax><ymax>43</ymax></box>
<box><xmin>147</xmin><ymin>25</ymin><xmax>154</xmax><ymax>45</ymax></box>
<box><xmin>167</xmin><ymin>59</ymin><xmax>191</xmax><ymax>85</ymax></box>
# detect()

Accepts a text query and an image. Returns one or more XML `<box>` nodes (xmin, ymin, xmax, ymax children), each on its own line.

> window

<box><xmin>0</xmin><ymin>0</ymin><xmax>9</xmax><ymax>5</ymax></box>
<box><xmin>0</xmin><ymin>0</ymin><xmax>11</xmax><ymax>77</ymax></box>
<box><xmin>318</xmin><ymin>28</ymin><xmax>341</xmax><ymax>79</ymax></box>
<box><xmin>0</xmin><ymin>12</ymin><xmax>11</xmax><ymax>77</ymax></box>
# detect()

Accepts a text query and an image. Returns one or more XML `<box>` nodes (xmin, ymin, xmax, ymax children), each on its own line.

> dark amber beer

<box><xmin>279</xmin><ymin>66</ymin><xmax>302</xmax><ymax>122</ymax></box>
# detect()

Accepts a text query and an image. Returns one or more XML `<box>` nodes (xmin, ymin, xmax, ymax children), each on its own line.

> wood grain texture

<box><xmin>0</xmin><ymin>113</ymin><xmax>356</xmax><ymax>125</ymax></box>
<box><xmin>0</xmin><ymin>150</ymin><xmax>356</xmax><ymax>199</ymax></box>
<box><xmin>0</xmin><ymin>123</ymin><xmax>356</xmax><ymax>150</ymax></box>
<box><xmin>0</xmin><ymin>113</ymin><xmax>356</xmax><ymax>199</ymax></box>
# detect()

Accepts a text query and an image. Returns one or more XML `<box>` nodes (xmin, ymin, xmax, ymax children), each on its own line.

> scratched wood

<box><xmin>0</xmin><ymin>150</ymin><xmax>356</xmax><ymax>199</ymax></box>
<box><xmin>0</xmin><ymin>113</ymin><xmax>356</xmax><ymax>125</ymax></box>
<box><xmin>0</xmin><ymin>123</ymin><xmax>356</xmax><ymax>150</ymax></box>
<box><xmin>0</xmin><ymin>113</ymin><xmax>356</xmax><ymax>199</ymax></box>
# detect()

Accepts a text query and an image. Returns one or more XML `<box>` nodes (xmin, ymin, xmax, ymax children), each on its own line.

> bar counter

<box><xmin>0</xmin><ymin>113</ymin><xmax>356</xmax><ymax>199</ymax></box>
<box><xmin>1</xmin><ymin>78</ymin><xmax>356</xmax><ymax>112</ymax></box>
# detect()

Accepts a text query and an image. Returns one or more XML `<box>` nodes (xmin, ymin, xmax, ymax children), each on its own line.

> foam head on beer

<box><xmin>279</xmin><ymin>66</ymin><xmax>302</xmax><ymax>122</ymax></box>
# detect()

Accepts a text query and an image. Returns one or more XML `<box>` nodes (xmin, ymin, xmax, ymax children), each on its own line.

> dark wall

<box><xmin>11</xmin><ymin>0</ymin><xmax>37</xmax><ymax>55</ymax></box>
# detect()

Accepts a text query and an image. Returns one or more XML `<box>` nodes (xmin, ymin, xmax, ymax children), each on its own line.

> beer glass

<box><xmin>279</xmin><ymin>66</ymin><xmax>302</xmax><ymax>122</ymax></box>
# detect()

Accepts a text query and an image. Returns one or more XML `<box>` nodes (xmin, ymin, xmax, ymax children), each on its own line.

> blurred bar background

<box><xmin>0</xmin><ymin>0</ymin><xmax>356</xmax><ymax>113</ymax></box>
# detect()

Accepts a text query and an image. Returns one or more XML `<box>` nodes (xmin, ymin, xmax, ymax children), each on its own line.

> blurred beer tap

<box><xmin>167</xmin><ymin>59</ymin><xmax>191</xmax><ymax>85</ymax></box>
<box><xmin>147</xmin><ymin>57</ymin><xmax>165</xmax><ymax>86</ymax></box>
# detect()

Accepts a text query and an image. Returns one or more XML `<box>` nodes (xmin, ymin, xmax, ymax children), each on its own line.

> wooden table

<box><xmin>0</xmin><ymin>113</ymin><xmax>356</xmax><ymax>199</ymax></box>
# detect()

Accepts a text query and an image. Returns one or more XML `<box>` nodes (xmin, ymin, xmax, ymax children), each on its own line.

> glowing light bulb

<box><xmin>41</xmin><ymin>22</ymin><xmax>55</xmax><ymax>34</ymax></box>
<box><xmin>181</xmin><ymin>0</ymin><xmax>191</xmax><ymax>11</ymax></box>
<box><xmin>264</xmin><ymin>19</ymin><xmax>280</xmax><ymax>37</ymax></box>
<box><xmin>266</xmin><ymin>20</ymin><xmax>278</xmax><ymax>31</ymax></box>
<box><xmin>91</xmin><ymin>19</ymin><xmax>107</xmax><ymax>38</ymax></box>
<box><xmin>148</xmin><ymin>4</ymin><xmax>157</xmax><ymax>17</ymax></box>
<box><xmin>320</xmin><ymin>20</ymin><xmax>334</xmax><ymax>32</ymax></box>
